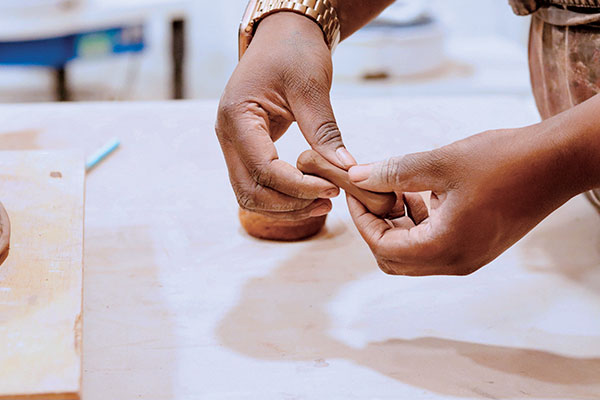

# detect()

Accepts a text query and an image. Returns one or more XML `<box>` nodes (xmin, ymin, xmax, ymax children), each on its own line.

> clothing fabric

<box><xmin>521</xmin><ymin>1</ymin><xmax>600</xmax><ymax>208</ymax></box>
<box><xmin>510</xmin><ymin>0</ymin><xmax>600</xmax><ymax>16</ymax></box>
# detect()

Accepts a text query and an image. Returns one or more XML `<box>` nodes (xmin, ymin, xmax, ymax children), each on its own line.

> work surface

<box><xmin>1</xmin><ymin>96</ymin><xmax>599</xmax><ymax>399</ymax></box>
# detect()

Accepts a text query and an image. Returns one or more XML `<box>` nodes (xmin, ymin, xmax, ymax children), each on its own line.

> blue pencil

<box><xmin>85</xmin><ymin>138</ymin><xmax>120</xmax><ymax>172</ymax></box>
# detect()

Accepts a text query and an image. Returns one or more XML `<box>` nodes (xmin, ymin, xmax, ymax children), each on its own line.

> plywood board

<box><xmin>0</xmin><ymin>151</ymin><xmax>84</xmax><ymax>400</ymax></box>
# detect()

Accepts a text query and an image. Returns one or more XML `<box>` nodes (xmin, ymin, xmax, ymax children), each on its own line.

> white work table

<box><xmin>0</xmin><ymin>96</ymin><xmax>599</xmax><ymax>399</ymax></box>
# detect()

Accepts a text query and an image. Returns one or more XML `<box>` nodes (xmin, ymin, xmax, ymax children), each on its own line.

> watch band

<box><xmin>240</xmin><ymin>0</ymin><xmax>341</xmax><ymax>58</ymax></box>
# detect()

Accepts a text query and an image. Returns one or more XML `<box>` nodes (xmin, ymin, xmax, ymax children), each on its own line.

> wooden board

<box><xmin>0</xmin><ymin>151</ymin><xmax>85</xmax><ymax>400</ymax></box>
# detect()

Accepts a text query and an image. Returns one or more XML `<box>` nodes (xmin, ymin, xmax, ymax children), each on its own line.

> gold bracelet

<box><xmin>240</xmin><ymin>0</ymin><xmax>341</xmax><ymax>59</ymax></box>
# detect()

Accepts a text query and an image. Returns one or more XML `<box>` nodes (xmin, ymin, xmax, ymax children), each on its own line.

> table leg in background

<box><xmin>54</xmin><ymin>66</ymin><xmax>69</xmax><ymax>102</ymax></box>
<box><xmin>171</xmin><ymin>18</ymin><xmax>185</xmax><ymax>100</ymax></box>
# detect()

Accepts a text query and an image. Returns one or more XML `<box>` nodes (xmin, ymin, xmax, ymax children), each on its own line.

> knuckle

<box><xmin>216</xmin><ymin>103</ymin><xmax>234</xmax><ymax>128</ymax></box>
<box><xmin>424</xmin><ymin>148</ymin><xmax>455</xmax><ymax>179</ymax></box>
<box><xmin>404</xmin><ymin>152</ymin><xmax>433</xmax><ymax>176</ymax></box>
<box><xmin>399</xmin><ymin>150</ymin><xmax>452</xmax><ymax>180</ymax></box>
<box><xmin>379</xmin><ymin>157</ymin><xmax>403</xmax><ymax>185</ymax></box>
<box><xmin>214</xmin><ymin>121</ymin><xmax>223</xmax><ymax>139</ymax></box>
<box><xmin>217</xmin><ymin>99</ymin><xmax>240</xmax><ymax>118</ymax></box>
<box><xmin>215</xmin><ymin>100</ymin><xmax>241</xmax><ymax>140</ymax></box>
<box><xmin>232</xmin><ymin>181</ymin><xmax>266</xmax><ymax>211</ymax></box>
<box><xmin>231</xmin><ymin>181</ymin><xmax>256</xmax><ymax>210</ymax></box>
<box><xmin>248</xmin><ymin>163</ymin><xmax>274</xmax><ymax>189</ymax></box>
<box><xmin>314</xmin><ymin>121</ymin><xmax>342</xmax><ymax>148</ymax></box>
<box><xmin>214</xmin><ymin>121</ymin><xmax>232</xmax><ymax>147</ymax></box>
<box><xmin>235</xmin><ymin>188</ymin><xmax>257</xmax><ymax>211</ymax></box>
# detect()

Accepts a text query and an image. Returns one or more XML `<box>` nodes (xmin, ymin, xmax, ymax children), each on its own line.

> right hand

<box><xmin>215</xmin><ymin>12</ymin><xmax>356</xmax><ymax>220</ymax></box>
<box><xmin>346</xmin><ymin>126</ymin><xmax>585</xmax><ymax>276</ymax></box>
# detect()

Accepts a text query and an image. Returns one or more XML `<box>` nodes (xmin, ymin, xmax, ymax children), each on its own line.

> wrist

<box><xmin>544</xmin><ymin>95</ymin><xmax>600</xmax><ymax>193</ymax></box>
<box><xmin>529</xmin><ymin>112</ymin><xmax>599</xmax><ymax>200</ymax></box>
<box><xmin>253</xmin><ymin>11</ymin><xmax>330</xmax><ymax>51</ymax></box>
<box><xmin>240</xmin><ymin>0</ymin><xmax>340</xmax><ymax>59</ymax></box>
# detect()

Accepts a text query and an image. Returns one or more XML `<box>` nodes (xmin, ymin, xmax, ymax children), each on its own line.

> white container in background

<box><xmin>334</xmin><ymin>0</ymin><xmax>445</xmax><ymax>79</ymax></box>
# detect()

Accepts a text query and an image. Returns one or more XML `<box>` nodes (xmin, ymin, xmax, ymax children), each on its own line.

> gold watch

<box><xmin>239</xmin><ymin>0</ymin><xmax>341</xmax><ymax>60</ymax></box>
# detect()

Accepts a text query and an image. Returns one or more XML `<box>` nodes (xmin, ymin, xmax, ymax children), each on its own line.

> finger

<box><xmin>290</xmin><ymin>88</ymin><xmax>357</xmax><ymax>170</ymax></box>
<box><xmin>403</xmin><ymin>193</ymin><xmax>429</xmax><ymax>225</ymax></box>
<box><xmin>390</xmin><ymin>216</ymin><xmax>416</xmax><ymax>230</ymax></box>
<box><xmin>346</xmin><ymin>194</ymin><xmax>393</xmax><ymax>244</ymax></box>
<box><xmin>250</xmin><ymin>198</ymin><xmax>333</xmax><ymax>221</ymax></box>
<box><xmin>219</xmin><ymin>140</ymin><xmax>315</xmax><ymax>212</ymax></box>
<box><xmin>245</xmin><ymin>158</ymin><xmax>341</xmax><ymax>200</ymax></box>
<box><xmin>347</xmin><ymin>194</ymin><xmax>439</xmax><ymax>264</ymax></box>
<box><xmin>229</xmin><ymin>103</ymin><xmax>339</xmax><ymax>199</ymax></box>
<box><xmin>348</xmin><ymin>151</ymin><xmax>450</xmax><ymax>193</ymax></box>
<box><xmin>385</xmin><ymin>192</ymin><xmax>407</xmax><ymax>219</ymax></box>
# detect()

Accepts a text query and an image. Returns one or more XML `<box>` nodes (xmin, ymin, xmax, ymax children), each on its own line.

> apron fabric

<box><xmin>510</xmin><ymin>0</ymin><xmax>600</xmax><ymax>16</ymax></box>
<box><xmin>511</xmin><ymin>0</ymin><xmax>600</xmax><ymax>209</ymax></box>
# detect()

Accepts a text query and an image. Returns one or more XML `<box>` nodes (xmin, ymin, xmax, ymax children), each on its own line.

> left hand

<box><xmin>346</xmin><ymin>126</ymin><xmax>584</xmax><ymax>276</ymax></box>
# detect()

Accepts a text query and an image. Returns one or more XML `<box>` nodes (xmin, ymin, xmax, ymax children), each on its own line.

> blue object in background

<box><xmin>0</xmin><ymin>25</ymin><xmax>145</xmax><ymax>68</ymax></box>
<box><xmin>86</xmin><ymin>138</ymin><xmax>121</xmax><ymax>172</ymax></box>
<box><xmin>0</xmin><ymin>18</ymin><xmax>184</xmax><ymax>102</ymax></box>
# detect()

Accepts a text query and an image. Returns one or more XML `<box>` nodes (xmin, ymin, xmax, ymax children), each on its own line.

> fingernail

<box><xmin>310</xmin><ymin>204</ymin><xmax>331</xmax><ymax>217</ymax></box>
<box><xmin>320</xmin><ymin>188</ymin><xmax>339</xmax><ymax>198</ymax></box>
<box><xmin>348</xmin><ymin>165</ymin><xmax>371</xmax><ymax>182</ymax></box>
<box><xmin>336</xmin><ymin>148</ymin><xmax>357</xmax><ymax>169</ymax></box>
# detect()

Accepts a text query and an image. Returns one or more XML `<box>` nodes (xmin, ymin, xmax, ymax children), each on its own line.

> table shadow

<box><xmin>217</xmin><ymin>220</ymin><xmax>600</xmax><ymax>399</ymax></box>
<box><xmin>520</xmin><ymin>198</ymin><xmax>600</xmax><ymax>294</ymax></box>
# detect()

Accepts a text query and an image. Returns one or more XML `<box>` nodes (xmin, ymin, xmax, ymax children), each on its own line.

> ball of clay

<box><xmin>238</xmin><ymin>208</ymin><xmax>326</xmax><ymax>241</ymax></box>
<box><xmin>0</xmin><ymin>202</ymin><xmax>10</xmax><ymax>266</ymax></box>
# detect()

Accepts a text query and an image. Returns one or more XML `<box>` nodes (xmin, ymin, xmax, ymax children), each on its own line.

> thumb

<box><xmin>348</xmin><ymin>151</ymin><xmax>449</xmax><ymax>193</ymax></box>
<box><xmin>291</xmin><ymin>92</ymin><xmax>356</xmax><ymax>170</ymax></box>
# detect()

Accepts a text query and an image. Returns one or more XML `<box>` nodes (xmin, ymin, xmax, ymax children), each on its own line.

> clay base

<box><xmin>239</xmin><ymin>208</ymin><xmax>326</xmax><ymax>241</ymax></box>
<box><xmin>0</xmin><ymin>202</ymin><xmax>10</xmax><ymax>267</ymax></box>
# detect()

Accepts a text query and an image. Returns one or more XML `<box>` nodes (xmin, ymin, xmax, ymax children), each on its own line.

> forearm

<box><xmin>543</xmin><ymin>93</ymin><xmax>600</xmax><ymax>194</ymax></box>
<box><xmin>330</xmin><ymin>0</ymin><xmax>395</xmax><ymax>40</ymax></box>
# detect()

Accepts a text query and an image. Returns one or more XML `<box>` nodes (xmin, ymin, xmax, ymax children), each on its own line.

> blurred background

<box><xmin>0</xmin><ymin>0</ymin><xmax>532</xmax><ymax>103</ymax></box>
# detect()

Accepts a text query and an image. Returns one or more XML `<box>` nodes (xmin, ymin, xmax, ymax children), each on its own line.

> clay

<box><xmin>239</xmin><ymin>208</ymin><xmax>326</xmax><ymax>241</ymax></box>
<box><xmin>0</xmin><ymin>202</ymin><xmax>10</xmax><ymax>266</ymax></box>
<box><xmin>297</xmin><ymin>150</ymin><xmax>396</xmax><ymax>216</ymax></box>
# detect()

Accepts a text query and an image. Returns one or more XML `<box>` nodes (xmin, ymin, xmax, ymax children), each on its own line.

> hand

<box><xmin>216</xmin><ymin>12</ymin><xmax>356</xmax><ymax>220</ymax></box>
<box><xmin>346</xmin><ymin>126</ymin><xmax>585</xmax><ymax>276</ymax></box>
